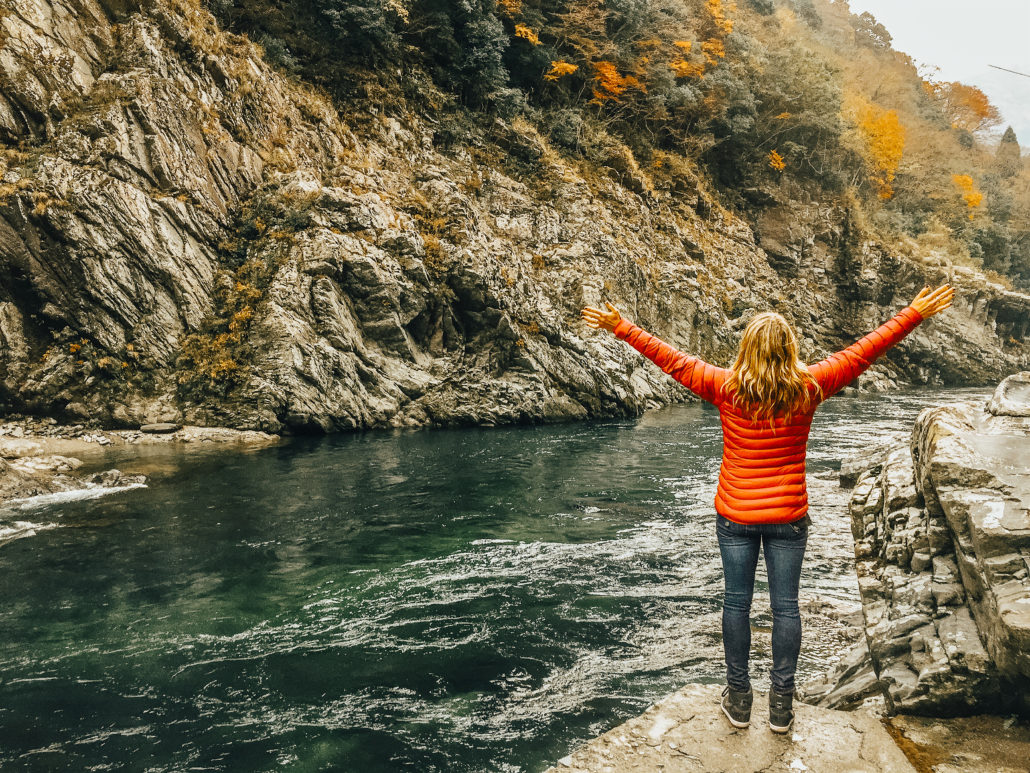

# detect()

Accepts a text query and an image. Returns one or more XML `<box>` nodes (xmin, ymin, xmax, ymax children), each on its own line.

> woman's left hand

<box><xmin>581</xmin><ymin>301</ymin><xmax>623</xmax><ymax>333</ymax></box>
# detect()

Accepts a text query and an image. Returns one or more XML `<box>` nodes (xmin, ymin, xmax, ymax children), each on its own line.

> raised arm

<box><xmin>581</xmin><ymin>302</ymin><xmax>727</xmax><ymax>405</ymax></box>
<box><xmin>612</xmin><ymin>319</ymin><xmax>727</xmax><ymax>404</ymax></box>
<box><xmin>809</xmin><ymin>284</ymin><xmax>954</xmax><ymax>400</ymax></box>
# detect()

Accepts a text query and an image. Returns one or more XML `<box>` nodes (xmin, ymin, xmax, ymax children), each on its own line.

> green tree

<box><xmin>996</xmin><ymin>126</ymin><xmax>1022</xmax><ymax>178</ymax></box>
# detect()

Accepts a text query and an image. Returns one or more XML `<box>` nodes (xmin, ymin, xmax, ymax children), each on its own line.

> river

<box><xmin>0</xmin><ymin>386</ymin><xmax>993</xmax><ymax>771</ymax></box>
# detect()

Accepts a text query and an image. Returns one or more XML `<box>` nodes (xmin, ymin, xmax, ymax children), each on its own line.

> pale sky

<box><xmin>845</xmin><ymin>0</ymin><xmax>1030</xmax><ymax>145</ymax></box>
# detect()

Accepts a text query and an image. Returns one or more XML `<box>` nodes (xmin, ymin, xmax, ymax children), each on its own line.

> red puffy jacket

<box><xmin>612</xmin><ymin>305</ymin><xmax>925</xmax><ymax>524</ymax></box>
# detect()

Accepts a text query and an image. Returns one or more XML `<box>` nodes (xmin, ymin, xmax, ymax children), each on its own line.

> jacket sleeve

<box><xmin>809</xmin><ymin>305</ymin><xmax>924</xmax><ymax>400</ymax></box>
<box><xmin>613</xmin><ymin>318</ymin><xmax>727</xmax><ymax>405</ymax></box>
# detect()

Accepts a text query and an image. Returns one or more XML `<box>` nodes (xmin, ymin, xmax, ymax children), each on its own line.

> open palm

<box><xmin>581</xmin><ymin>302</ymin><xmax>622</xmax><ymax>332</ymax></box>
<box><xmin>910</xmin><ymin>284</ymin><xmax>954</xmax><ymax>318</ymax></box>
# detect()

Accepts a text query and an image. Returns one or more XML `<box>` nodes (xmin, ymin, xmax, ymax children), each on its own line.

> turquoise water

<box><xmin>0</xmin><ymin>387</ymin><xmax>992</xmax><ymax>771</ymax></box>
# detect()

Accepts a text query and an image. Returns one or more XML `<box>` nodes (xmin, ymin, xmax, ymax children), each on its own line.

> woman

<box><xmin>581</xmin><ymin>283</ymin><xmax>954</xmax><ymax>733</ymax></box>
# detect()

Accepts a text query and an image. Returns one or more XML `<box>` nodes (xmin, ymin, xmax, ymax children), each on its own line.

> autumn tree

<box><xmin>854</xmin><ymin>100</ymin><xmax>906</xmax><ymax>199</ymax></box>
<box><xmin>922</xmin><ymin>77</ymin><xmax>1002</xmax><ymax>134</ymax></box>
<box><xmin>952</xmin><ymin>174</ymin><xmax>983</xmax><ymax>218</ymax></box>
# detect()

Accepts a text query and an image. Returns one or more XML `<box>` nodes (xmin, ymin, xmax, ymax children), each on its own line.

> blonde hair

<box><xmin>720</xmin><ymin>311</ymin><xmax>823</xmax><ymax>428</ymax></box>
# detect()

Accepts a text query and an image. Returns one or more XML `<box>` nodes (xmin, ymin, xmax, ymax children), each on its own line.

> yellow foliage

<box><xmin>670</xmin><ymin>58</ymin><xmax>706</xmax><ymax>79</ymax></box>
<box><xmin>229</xmin><ymin>307</ymin><xmax>254</xmax><ymax>332</ymax></box>
<box><xmin>496</xmin><ymin>0</ymin><xmax>521</xmax><ymax>17</ymax></box>
<box><xmin>768</xmin><ymin>149</ymin><xmax>786</xmax><ymax>172</ymax></box>
<box><xmin>514</xmin><ymin>24</ymin><xmax>541</xmax><ymax>45</ymax></box>
<box><xmin>775</xmin><ymin>112</ymin><xmax>791</xmax><ymax>120</ymax></box>
<box><xmin>951</xmin><ymin>174</ymin><xmax>984</xmax><ymax>217</ymax></box>
<box><xmin>673</xmin><ymin>40</ymin><xmax>692</xmax><ymax>51</ymax></box>
<box><xmin>545</xmin><ymin>60</ymin><xmax>579</xmax><ymax>80</ymax></box>
<box><xmin>701</xmin><ymin>38</ymin><xmax>725</xmax><ymax>65</ymax></box>
<box><xmin>385</xmin><ymin>0</ymin><xmax>408</xmax><ymax>23</ymax></box>
<box><xmin>707</xmin><ymin>0</ymin><xmax>735</xmax><ymax>36</ymax></box>
<box><xmin>856</xmin><ymin>102</ymin><xmax>906</xmax><ymax>199</ymax></box>
<box><xmin>589</xmin><ymin>61</ymin><xmax>644</xmax><ymax>104</ymax></box>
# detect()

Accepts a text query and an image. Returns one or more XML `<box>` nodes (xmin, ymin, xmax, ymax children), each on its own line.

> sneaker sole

<box><xmin>721</xmin><ymin>701</ymin><xmax>750</xmax><ymax>729</ymax></box>
<box><xmin>769</xmin><ymin>719</ymin><xmax>793</xmax><ymax>734</ymax></box>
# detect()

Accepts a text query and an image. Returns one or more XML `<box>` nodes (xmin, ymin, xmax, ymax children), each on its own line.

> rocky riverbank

<box><xmin>0</xmin><ymin>413</ymin><xmax>279</xmax><ymax>513</ymax></box>
<box><xmin>801</xmin><ymin>371</ymin><xmax>1030</xmax><ymax>716</ymax></box>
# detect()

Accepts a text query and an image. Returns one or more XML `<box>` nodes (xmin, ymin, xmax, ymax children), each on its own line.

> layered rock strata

<box><xmin>803</xmin><ymin>372</ymin><xmax>1030</xmax><ymax>715</ymax></box>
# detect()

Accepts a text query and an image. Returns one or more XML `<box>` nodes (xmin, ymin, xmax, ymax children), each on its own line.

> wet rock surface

<box><xmin>542</xmin><ymin>683</ymin><xmax>915</xmax><ymax>772</ymax></box>
<box><xmin>802</xmin><ymin>372</ymin><xmax>1030</xmax><ymax>715</ymax></box>
<box><xmin>0</xmin><ymin>414</ymin><xmax>279</xmax><ymax>508</ymax></box>
<box><xmin>0</xmin><ymin>454</ymin><xmax>145</xmax><ymax>512</ymax></box>
<box><xmin>0</xmin><ymin>1</ymin><xmax>1027</xmax><ymax>435</ymax></box>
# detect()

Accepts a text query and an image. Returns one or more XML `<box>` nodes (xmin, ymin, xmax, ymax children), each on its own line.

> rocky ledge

<box><xmin>543</xmin><ymin>684</ymin><xmax>916</xmax><ymax>773</ymax></box>
<box><xmin>802</xmin><ymin>371</ymin><xmax>1030</xmax><ymax>716</ymax></box>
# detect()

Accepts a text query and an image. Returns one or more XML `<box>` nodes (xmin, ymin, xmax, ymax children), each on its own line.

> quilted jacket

<box><xmin>612</xmin><ymin>305</ymin><xmax>925</xmax><ymax>524</ymax></box>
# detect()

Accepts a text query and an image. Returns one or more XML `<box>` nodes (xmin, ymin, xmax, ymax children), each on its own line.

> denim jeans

<box><xmin>716</xmin><ymin>513</ymin><xmax>809</xmax><ymax>695</ymax></box>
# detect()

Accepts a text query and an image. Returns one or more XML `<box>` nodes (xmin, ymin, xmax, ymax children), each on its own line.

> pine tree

<box><xmin>996</xmin><ymin>126</ymin><xmax>1022</xmax><ymax>178</ymax></box>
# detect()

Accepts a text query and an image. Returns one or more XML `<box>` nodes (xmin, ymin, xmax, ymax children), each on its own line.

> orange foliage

<box><xmin>668</xmin><ymin>2</ymin><xmax>733</xmax><ymax>80</ymax></box>
<box><xmin>858</xmin><ymin>104</ymin><xmax>906</xmax><ymax>199</ymax></box>
<box><xmin>545</xmin><ymin>60</ymin><xmax>579</xmax><ymax>80</ymax></box>
<box><xmin>550</xmin><ymin>0</ymin><xmax>734</xmax><ymax>97</ymax></box>
<box><xmin>514</xmin><ymin>24</ymin><xmax>540</xmax><ymax>45</ymax></box>
<box><xmin>951</xmin><ymin>174</ymin><xmax>984</xmax><ymax>217</ymax></box>
<box><xmin>496</xmin><ymin>0</ymin><xmax>521</xmax><ymax>17</ymax></box>
<box><xmin>923</xmin><ymin>78</ymin><xmax>1002</xmax><ymax>133</ymax></box>
<box><xmin>670</xmin><ymin>58</ymin><xmax>706</xmax><ymax>78</ymax></box>
<box><xmin>589</xmin><ymin>60</ymin><xmax>644</xmax><ymax>104</ymax></box>
<box><xmin>768</xmin><ymin>149</ymin><xmax>786</xmax><ymax>171</ymax></box>
<box><xmin>701</xmin><ymin>38</ymin><xmax>726</xmax><ymax>65</ymax></box>
<box><xmin>707</xmin><ymin>0</ymin><xmax>735</xmax><ymax>36</ymax></box>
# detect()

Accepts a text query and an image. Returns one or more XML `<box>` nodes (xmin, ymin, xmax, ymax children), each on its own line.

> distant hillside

<box><xmin>209</xmin><ymin>0</ymin><xmax>1030</xmax><ymax>289</ymax></box>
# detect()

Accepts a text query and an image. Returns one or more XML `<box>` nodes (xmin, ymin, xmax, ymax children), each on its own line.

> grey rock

<box><xmin>545</xmin><ymin>683</ymin><xmax>916</xmax><ymax>773</ymax></box>
<box><xmin>140</xmin><ymin>422</ymin><xmax>181</xmax><ymax>434</ymax></box>
<box><xmin>805</xmin><ymin>373</ymin><xmax>1030</xmax><ymax>716</ymax></box>
<box><xmin>986</xmin><ymin>371</ymin><xmax>1030</xmax><ymax>417</ymax></box>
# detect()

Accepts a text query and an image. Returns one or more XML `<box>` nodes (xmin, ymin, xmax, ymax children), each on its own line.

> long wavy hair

<box><xmin>720</xmin><ymin>311</ymin><xmax>823</xmax><ymax>428</ymax></box>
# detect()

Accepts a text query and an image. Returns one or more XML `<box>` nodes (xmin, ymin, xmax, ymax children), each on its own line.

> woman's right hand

<box><xmin>910</xmin><ymin>284</ymin><xmax>954</xmax><ymax>319</ymax></box>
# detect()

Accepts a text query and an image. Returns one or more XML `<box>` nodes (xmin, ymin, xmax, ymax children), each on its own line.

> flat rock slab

<box><xmin>544</xmin><ymin>684</ymin><xmax>915</xmax><ymax>773</ymax></box>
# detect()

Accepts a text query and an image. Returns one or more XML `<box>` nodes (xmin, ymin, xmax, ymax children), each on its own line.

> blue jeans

<box><xmin>716</xmin><ymin>513</ymin><xmax>809</xmax><ymax>695</ymax></box>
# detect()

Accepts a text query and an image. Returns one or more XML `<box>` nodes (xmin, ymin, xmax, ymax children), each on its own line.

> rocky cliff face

<box><xmin>1</xmin><ymin>0</ymin><xmax>1028</xmax><ymax>433</ymax></box>
<box><xmin>803</xmin><ymin>371</ymin><xmax>1030</xmax><ymax>716</ymax></box>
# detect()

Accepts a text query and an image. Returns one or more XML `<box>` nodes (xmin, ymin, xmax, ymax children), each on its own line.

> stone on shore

<box><xmin>140</xmin><ymin>423</ymin><xmax>182</xmax><ymax>433</ymax></box>
<box><xmin>543</xmin><ymin>684</ymin><xmax>915</xmax><ymax>773</ymax></box>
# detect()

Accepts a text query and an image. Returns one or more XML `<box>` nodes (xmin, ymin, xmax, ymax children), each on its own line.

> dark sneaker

<box><xmin>721</xmin><ymin>685</ymin><xmax>753</xmax><ymax>728</ymax></box>
<box><xmin>769</xmin><ymin>690</ymin><xmax>795</xmax><ymax>734</ymax></box>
